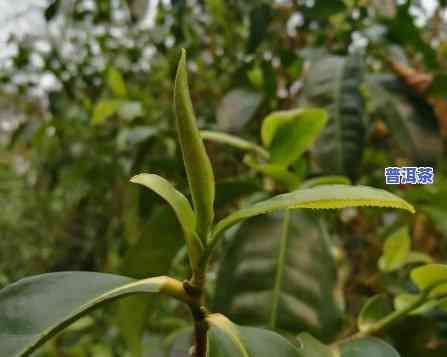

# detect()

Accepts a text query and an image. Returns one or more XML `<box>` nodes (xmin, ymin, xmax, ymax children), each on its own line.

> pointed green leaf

<box><xmin>261</xmin><ymin>108</ymin><xmax>327</xmax><ymax>166</ymax></box>
<box><xmin>206</xmin><ymin>314</ymin><xmax>302</xmax><ymax>357</ymax></box>
<box><xmin>174</xmin><ymin>49</ymin><xmax>215</xmax><ymax>238</ymax></box>
<box><xmin>212</xmin><ymin>185</ymin><xmax>415</xmax><ymax>239</ymax></box>
<box><xmin>0</xmin><ymin>272</ymin><xmax>174</xmax><ymax>357</ymax></box>
<box><xmin>411</xmin><ymin>264</ymin><xmax>447</xmax><ymax>296</ymax></box>
<box><xmin>214</xmin><ymin>211</ymin><xmax>342</xmax><ymax>341</ymax></box>
<box><xmin>358</xmin><ymin>295</ymin><xmax>393</xmax><ymax>332</ymax></box>
<box><xmin>130</xmin><ymin>173</ymin><xmax>202</xmax><ymax>268</ymax></box>
<box><xmin>378</xmin><ymin>227</ymin><xmax>411</xmax><ymax>272</ymax></box>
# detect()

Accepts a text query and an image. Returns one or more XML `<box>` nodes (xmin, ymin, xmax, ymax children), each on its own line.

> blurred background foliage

<box><xmin>1</xmin><ymin>0</ymin><xmax>447</xmax><ymax>356</ymax></box>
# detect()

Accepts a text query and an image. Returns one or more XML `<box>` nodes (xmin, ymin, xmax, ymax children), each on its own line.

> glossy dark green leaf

<box><xmin>261</xmin><ymin>108</ymin><xmax>328</xmax><ymax>167</ymax></box>
<box><xmin>303</xmin><ymin>54</ymin><xmax>365</xmax><ymax>178</ymax></box>
<box><xmin>206</xmin><ymin>313</ymin><xmax>302</xmax><ymax>357</ymax></box>
<box><xmin>174</xmin><ymin>49</ymin><xmax>215</xmax><ymax>239</ymax></box>
<box><xmin>217</xmin><ymin>89</ymin><xmax>262</xmax><ymax>133</ymax></box>
<box><xmin>0</xmin><ymin>272</ymin><xmax>171</xmax><ymax>356</ymax></box>
<box><xmin>212</xmin><ymin>185</ymin><xmax>415</xmax><ymax>239</ymax></box>
<box><xmin>115</xmin><ymin>206</ymin><xmax>184</xmax><ymax>357</ymax></box>
<box><xmin>358</xmin><ymin>295</ymin><xmax>393</xmax><ymax>332</ymax></box>
<box><xmin>214</xmin><ymin>210</ymin><xmax>343</xmax><ymax>341</ymax></box>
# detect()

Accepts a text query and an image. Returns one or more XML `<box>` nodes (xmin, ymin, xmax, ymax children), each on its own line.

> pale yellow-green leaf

<box><xmin>130</xmin><ymin>173</ymin><xmax>202</xmax><ymax>269</ymax></box>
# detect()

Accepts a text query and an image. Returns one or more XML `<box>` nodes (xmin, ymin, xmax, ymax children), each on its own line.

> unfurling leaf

<box><xmin>174</xmin><ymin>49</ymin><xmax>215</xmax><ymax>239</ymax></box>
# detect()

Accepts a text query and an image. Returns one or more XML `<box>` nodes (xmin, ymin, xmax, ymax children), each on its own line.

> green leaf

<box><xmin>212</xmin><ymin>185</ymin><xmax>415</xmax><ymax>239</ymax></box>
<box><xmin>130</xmin><ymin>173</ymin><xmax>202</xmax><ymax>269</ymax></box>
<box><xmin>217</xmin><ymin>88</ymin><xmax>262</xmax><ymax>133</ymax></box>
<box><xmin>297</xmin><ymin>334</ymin><xmax>401</xmax><ymax>356</ymax></box>
<box><xmin>296</xmin><ymin>333</ymin><xmax>333</xmax><ymax>357</ymax></box>
<box><xmin>300</xmin><ymin>176</ymin><xmax>351</xmax><ymax>189</ymax></box>
<box><xmin>206</xmin><ymin>313</ymin><xmax>302</xmax><ymax>357</ymax></box>
<box><xmin>337</xmin><ymin>337</ymin><xmax>401</xmax><ymax>356</ymax></box>
<box><xmin>302</xmin><ymin>54</ymin><xmax>365</xmax><ymax>178</ymax></box>
<box><xmin>394</xmin><ymin>293</ymin><xmax>441</xmax><ymax>315</ymax></box>
<box><xmin>91</xmin><ymin>99</ymin><xmax>123</xmax><ymax>125</ymax></box>
<box><xmin>201</xmin><ymin>130</ymin><xmax>269</xmax><ymax>159</ymax></box>
<box><xmin>107</xmin><ymin>67</ymin><xmax>127</xmax><ymax>97</ymax></box>
<box><xmin>261</xmin><ymin>108</ymin><xmax>328</xmax><ymax>167</ymax></box>
<box><xmin>214</xmin><ymin>210</ymin><xmax>343</xmax><ymax>341</ymax></box>
<box><xmin>358</xmin><ymin>295</ymin><xmax>393</xmax><ymax>332</ymax></box>
<box><xmin>404</xmin><ymin>252</ymin><xmax>433</xmax><ymax>265</ymax></box>
<box><xmin>378</xmin><ymin>227</ymin><xmax>411</xmax><ymax>272</ymax></box>
<box><xmin>0</xmin><ymin>272</ymin><xmax>172</xmax><ymax>357</ymax></box>
<box><xmin>174</xmin><ymin>49</ymin><xmax>215</xmax><ymax>239</ymax></box>
<box><xmin>411</xmin><ymin>264</ymin><xmax>447</xmax><ymax>296</ymax></box>
<box><xmin>115</xmin><ymin>206</ymin><xmax>183</xmax><ymax>357</ymax></box>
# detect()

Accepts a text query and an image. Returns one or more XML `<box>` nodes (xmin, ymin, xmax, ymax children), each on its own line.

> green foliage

<box><xmin>1</xmin><ymin>0</ymin><xmax>447</xmax><ymax>354</ymax></box>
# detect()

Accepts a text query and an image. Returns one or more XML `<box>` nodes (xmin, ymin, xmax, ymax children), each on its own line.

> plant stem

<box><xmin>352</xmin><ymin>290</ymin><xmax>429</xmax><ymax>339</ymax></box>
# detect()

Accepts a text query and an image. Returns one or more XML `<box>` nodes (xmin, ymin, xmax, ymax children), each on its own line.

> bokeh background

<box><xmin>1</xmin><ymin>0</ymin><xmax>447</xmax><ymax>356</ymax></box>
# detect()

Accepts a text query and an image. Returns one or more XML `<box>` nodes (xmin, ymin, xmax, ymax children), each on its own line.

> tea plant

<box><xmin>1</xmin><ymin>50</ymin><xmax>445</xmax><ymax>357</ymax></box>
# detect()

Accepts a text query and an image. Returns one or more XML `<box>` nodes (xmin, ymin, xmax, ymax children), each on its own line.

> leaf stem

<box><xmin>200</xmin><ymin>130</ymin><xmax>270</xmax><ymax>160</ymax></box>
<box><xmin>352</xmin><ymin>290</ymin><xmax>429</xmax><ymax>339</ymax></box>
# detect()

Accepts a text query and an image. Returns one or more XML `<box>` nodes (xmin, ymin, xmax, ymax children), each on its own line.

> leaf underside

<box><xmin>214</xmin><ymin>210</ymin><xmax>343</xmax><ymax>341</ymax></box>
<box><xmin>303</xmin><ymin>54</ymin><xmax>365</xmax><ymax>179</ymax></box>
